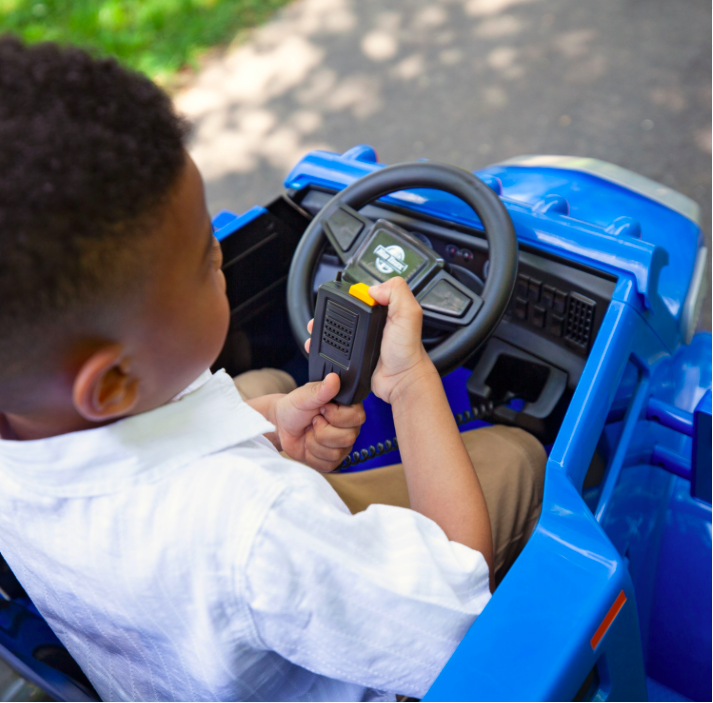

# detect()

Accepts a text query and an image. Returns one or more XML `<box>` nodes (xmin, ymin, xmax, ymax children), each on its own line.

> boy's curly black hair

<box><xmin>0</xmin><ymin>36</ymin><xmax>189</xmax><ymax>391</ymax></box>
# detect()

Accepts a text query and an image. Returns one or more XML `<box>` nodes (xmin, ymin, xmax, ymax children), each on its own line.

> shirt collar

<box><xmin>0</xmin><ymin>369</ymin><xmax>275</xmax><ymax>497</ymax></box>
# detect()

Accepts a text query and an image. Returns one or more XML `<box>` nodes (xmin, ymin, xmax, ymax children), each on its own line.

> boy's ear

<box><xmin>72</xmin><ymin>344</ymin><xmax>140</xmax><ymax>422</ymax></box>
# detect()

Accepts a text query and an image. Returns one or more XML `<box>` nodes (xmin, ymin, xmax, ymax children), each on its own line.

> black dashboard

<box><xmin>298</xmin><ymin>189</ymin><xmax>615</xmax><ymax>372</ymax></box>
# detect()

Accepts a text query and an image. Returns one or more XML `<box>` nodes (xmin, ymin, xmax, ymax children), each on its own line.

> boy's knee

<box><xmin>461</xmin><ymin>425</ymin><xmax>546</xmax><ymax>496</ymax></box>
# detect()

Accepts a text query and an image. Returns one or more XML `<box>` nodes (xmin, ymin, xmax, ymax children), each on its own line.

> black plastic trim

<box><xmin>297</xmin><ymin>187</ymin><xmax>618</xmax><ymax>283</ymax></box>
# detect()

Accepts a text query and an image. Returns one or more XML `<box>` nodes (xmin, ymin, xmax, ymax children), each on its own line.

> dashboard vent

<box><xmin>565</xmin><ymin>293</ymin><xmax>596</xmax><ymax>349</ymax></box>
<box><xmin>322</xmin><ymin>301</ymin><xmax>357</xmax><ymax>359</ymax></box>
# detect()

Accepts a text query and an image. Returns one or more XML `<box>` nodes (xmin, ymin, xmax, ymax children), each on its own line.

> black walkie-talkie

<box><xmin>309</xmin><ymin>277</ymin><xmax>387</xmax><ymax>405</ymax></box>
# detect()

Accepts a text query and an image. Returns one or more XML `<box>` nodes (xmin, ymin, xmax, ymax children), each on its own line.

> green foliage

<box><xmin>0</xmin><ymin>0</ymin><xmax>290</xmax><ymax>81</ymax></box>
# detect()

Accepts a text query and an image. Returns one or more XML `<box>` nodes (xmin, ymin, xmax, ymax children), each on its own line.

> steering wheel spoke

<box><xmin>322</xmin><ymin>204</ymin><xmax>374</xmax><ymax>264</ymax></box>
<box><xmin>418</xmin><ymin>270</ymin><xmax>483</xmax><ymax>331</ymax></box>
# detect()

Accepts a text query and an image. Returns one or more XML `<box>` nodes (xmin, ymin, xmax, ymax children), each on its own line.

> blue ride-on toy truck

<box><xmin>0</xmin><ymin>147</ymin><xmax>709</xmax><ymax>702</ymax></box>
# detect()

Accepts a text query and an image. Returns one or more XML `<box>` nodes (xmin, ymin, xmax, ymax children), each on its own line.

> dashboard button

<box><xmin>420</xmin><ymin>279</ymin><xmax>472</xmax><ymax>317</ymax></box>
<box><xmin>542</xmin><ymin>285</ymin><xmax>555</xmax><ymax>308</ymax></box>
<box><xmin>325</xmin><ymin>208</ymin><xmax>364</xmax><ymax>252</ymax></box>
<box><xmin>528</xmin><ymin>278</ymin><xmax>542</xmax><ymax>302</ymax></box>
<box><xmin>532</xmin><ymin>305</ymin><xmax>546</xmax><ymax>328</ymax></box>
<box><xmin>514</xmin><ymin>297</ymin><xmax>528</xmax><ymax>320</ymax></box>
<box><xmin>550</xmin><ymin>314</ymin><xmax>564</xmax><ymax>337</ymax></box>
<box><xmin>516</xmin><ymin>274</ymin><xmax>529</xmax><ymax>298</ymax></box>
<box><xmin>553</xmin><ymin>290</ymin><xmax>568</xmax><ymax>314</ymax></box>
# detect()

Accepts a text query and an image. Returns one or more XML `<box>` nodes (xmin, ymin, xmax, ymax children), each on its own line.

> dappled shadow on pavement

<box><xmin>176</xmin><ymin>0</ymin><xmax>711</xmax><ymax>329</ymax></box>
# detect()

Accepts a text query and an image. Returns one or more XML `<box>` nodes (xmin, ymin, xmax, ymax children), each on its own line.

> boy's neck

<box><xmin>0</xmin><ymin>410</ymin><xmax>101</xmax><ymax>441</ymax></box>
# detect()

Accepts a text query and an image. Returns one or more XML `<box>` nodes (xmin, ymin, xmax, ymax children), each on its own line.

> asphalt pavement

<box><xmin>177</xmin><ymin>0</ymin><xmax>711</xmax><ymax>330</ymax></box>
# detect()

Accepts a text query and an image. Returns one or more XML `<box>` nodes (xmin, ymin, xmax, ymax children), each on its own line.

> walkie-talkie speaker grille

<box><xmin>322</xmin><ymin>301</ymin><xmax>357</xmax><ymax>359</ymax></box>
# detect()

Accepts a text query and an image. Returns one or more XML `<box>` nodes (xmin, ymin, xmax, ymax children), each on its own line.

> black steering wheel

<box><xmin>287</xmin><ymin>161</ymin><xmax>518</xmax><ymax>376</ymax></box>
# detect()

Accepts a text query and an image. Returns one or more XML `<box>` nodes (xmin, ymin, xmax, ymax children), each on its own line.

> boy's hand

<box><xmin>367</xmin><ymin>277</ymin><xmax>438</xmax><ymax>405</ymax></box>
<box><xmin>274</xmin><ymin>374</ymin><xmax>365</xmax><ymax>472</ymax></box>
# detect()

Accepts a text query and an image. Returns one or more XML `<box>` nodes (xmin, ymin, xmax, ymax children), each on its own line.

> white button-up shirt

<box><xmin>0</xmin><ymin>370</ymin><xmax>490</xmax><ymax>701</ymax></box>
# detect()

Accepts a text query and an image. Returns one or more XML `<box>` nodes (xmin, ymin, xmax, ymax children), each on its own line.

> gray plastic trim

<box><xmin>681</xmin><ymin>246</ymin><xmax>709</xmax><ymax>344</ymax></box>
<box><xmin>494</xmin><ymin>155</ymin><xmax>701</xmax><ymax>225</ymax></box>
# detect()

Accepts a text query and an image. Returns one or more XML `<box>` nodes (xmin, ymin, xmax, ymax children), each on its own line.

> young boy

<box><xmin>0</xmin><ymin>38</ymin><xmax>545</xmax><ymax>701</ymax></box>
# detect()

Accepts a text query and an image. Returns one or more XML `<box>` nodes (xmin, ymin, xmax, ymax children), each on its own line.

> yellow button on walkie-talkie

<box><xmin>349</xmin><ymin>282</ymin><xmax>377</xmax><ymax>307</ymax></box>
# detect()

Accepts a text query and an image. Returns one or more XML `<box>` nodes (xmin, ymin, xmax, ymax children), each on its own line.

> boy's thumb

<box><xmin>293</xmin><ymin>373</ymin><xmax>340</xmax><ymax>411</ymax></box>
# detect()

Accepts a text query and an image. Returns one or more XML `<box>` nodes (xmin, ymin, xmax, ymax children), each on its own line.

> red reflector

<box><xmin>590</xmin><ymin>590</ymin><xmax>627</xmax><ymax>650</ymax></box>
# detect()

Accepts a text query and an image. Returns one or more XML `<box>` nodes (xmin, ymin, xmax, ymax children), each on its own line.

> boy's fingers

<box><xmin>368</xmin><ymin>277</ymin><xmax>422</xmax><ymax>335</ymax></box>
<box><xmin>290</xmin><ymin>373</ymin><xmax>340</xmax><ymax>411</ymax></box>
<box><xmin>320</xmin><ymin>401</ymin><xmax>366</xmax><ymax>428</ymax></box>
<box><xmin>304</xmin><ymin>427</ymin><xmax>347</xmax><ymax>471</ymax></box>
<box><xmin>304</xmin><ymin>319</ymin><xmax>314</xmax><ymax>354</ymax></box>
<box><xmin>312</xmin><ymin>415</ymin><xmax>360</xmax><ymax>448</ymax></box>
<box><xmin>368</xmin><ymin>276</ymin><xmax>420</xmax><ymax>314</ymax></box>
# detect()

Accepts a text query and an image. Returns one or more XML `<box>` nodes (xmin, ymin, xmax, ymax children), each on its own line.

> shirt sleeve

<box><xmin>242</xmin><ymin>462</ymin><xmax>491</xmax><ymax>698</ymax></box>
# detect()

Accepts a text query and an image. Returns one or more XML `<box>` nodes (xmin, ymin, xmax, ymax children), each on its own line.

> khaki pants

<box><xmin>234</xmin><ymin>370</ymin><xmax>546</xmax><ymax>585</ymax></box>
<box><xmin>233</xmin><ymin>368</ymin><xmax>298</xmax><ymax>400</ymax></box>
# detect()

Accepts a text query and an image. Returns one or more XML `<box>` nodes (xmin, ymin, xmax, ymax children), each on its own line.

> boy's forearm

<box><xmin>391</xmin><ymin>362</ymin><xmax>494</xmax><ymax>582</ymax></box>
<box><xmin>246</xmin><ymin>394</ymin><xmax>284</xmax><ymax>450</ymax></box>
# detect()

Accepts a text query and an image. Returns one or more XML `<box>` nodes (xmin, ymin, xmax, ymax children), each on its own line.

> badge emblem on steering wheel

<box><xmin>374</xmin><ymin>244</ymin><xmax>408</xmax><ymax>275</ymax></box>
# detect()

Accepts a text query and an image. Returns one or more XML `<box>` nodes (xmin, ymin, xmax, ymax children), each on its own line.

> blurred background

<box><xmin>3</xmin><ymin>0</ymin><xmax>711</xmax><ymax>329</ymax></box>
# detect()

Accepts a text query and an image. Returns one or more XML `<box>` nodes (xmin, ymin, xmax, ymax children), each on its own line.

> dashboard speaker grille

<box><xmin>565</xmin><ymin>292</ymin><xmax>596</xmax><ymax>349</ymax></box>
